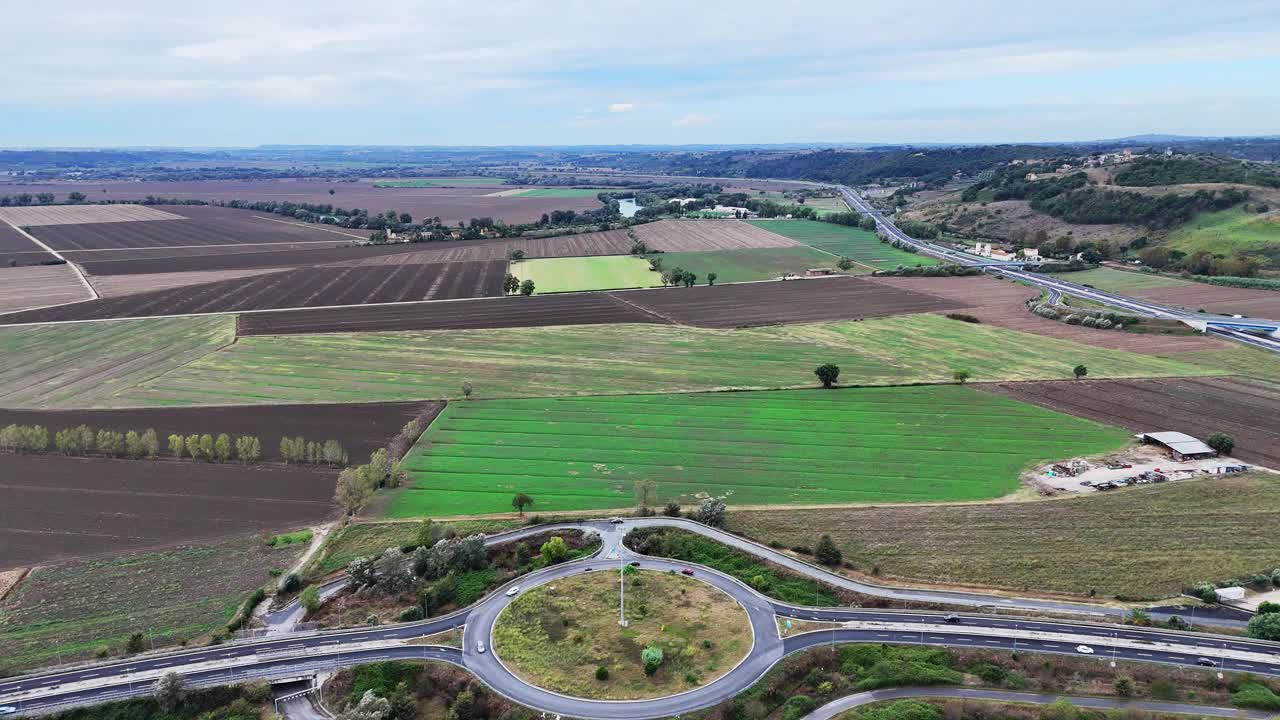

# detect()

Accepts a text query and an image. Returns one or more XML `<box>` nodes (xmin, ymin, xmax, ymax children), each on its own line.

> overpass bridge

<box><xmin>836</xmin><ymin>186</ymin><xmax>1280</xmax><ymax>349</ymax></box>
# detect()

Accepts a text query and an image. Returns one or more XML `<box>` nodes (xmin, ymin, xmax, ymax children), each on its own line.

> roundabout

<box><xmin>490</xmin><ymin>568</ymin><xmax>754</xmax><ymax>700</ymax></box>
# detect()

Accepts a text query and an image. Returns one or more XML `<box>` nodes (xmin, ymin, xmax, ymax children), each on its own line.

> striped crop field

<box><xmin>389</xmin><ymin>385</ymin><xmax>1132</xmax><ymax>517</ymax></box>
<box><xmin>748</xmin><ymin>219</ymin><xmax>939</xmax><ymax>270</ymax></box>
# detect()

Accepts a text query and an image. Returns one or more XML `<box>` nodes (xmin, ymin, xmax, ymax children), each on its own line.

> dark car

<box><xmin>943</xmin><ymin>615</ymin><xmax>962</xmax><ymax>624</ymax></box>
<box><xmin>681</xmin><ymin>569</ymin><xmax>694</xmax><ymax>576</ymax></box>
<box><xmin>1196</xmin><ymin>657</ymin><xmax>1218</xmax><ymax>667</ymax></box>
<box><xmin>628</xmin><ymin>561</ymin><xmax>640</xmax><ymax>567</ymax></box>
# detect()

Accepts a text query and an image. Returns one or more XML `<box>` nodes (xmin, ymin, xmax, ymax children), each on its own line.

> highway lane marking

<box><xmin>1137</xmin><ymin>653</ymin><xmax>1154</xmax><ymax>657</ymax></box>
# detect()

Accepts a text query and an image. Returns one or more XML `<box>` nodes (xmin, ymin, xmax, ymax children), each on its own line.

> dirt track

<box><xmin>978</xmin><ymin>376</ymin><xmax>1280</xmax><ymax>469</ymax></box>
<box><xmin>0</xmin><ymin>400</ymin><xmax>441</xmax><ymax>465</ymax></box>
<box><xmin>0</xmin><ymin>455</ymin><xmax>335</xmax><ymax>569</ymax></box>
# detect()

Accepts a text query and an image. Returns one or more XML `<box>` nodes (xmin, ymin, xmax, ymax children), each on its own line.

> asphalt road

<box><xmin>4</xmin><ymin>519</ymin><xmax>1278</xmax><ymax>719</ymax></box>
<box><xmin>801</xmin><ymin>687</ymin><xmax>1278</xmax><ymax>720</ymax></box>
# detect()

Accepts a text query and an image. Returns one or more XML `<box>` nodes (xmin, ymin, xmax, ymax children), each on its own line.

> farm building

<box><xmin>1137</xmin><ymin>431</ymin><xmax>1217</xmax><ymax>461</ymax></box>
<box><xmin>805</xmin><ymin>268</ymin><xmax>836</xmax><ymax>277</ymax></box>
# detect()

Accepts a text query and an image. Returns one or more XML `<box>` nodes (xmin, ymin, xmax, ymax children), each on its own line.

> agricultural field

<box><xmin>0</xmin><ymin>203</ymin><xmax>184</xmax><ymax>226</ymax></box>
<box><xmin>0</xmin><ymin>532</ymin><xmax>307</xmax><ymax>673</ymax></box>
<box><xmin>4</xmin><ymin>260</ymin><xmax>507</xmax><ymax>323</ymax></box>
<box><xmin>492</xmin><ymin>570</ymin><xmax>751</xmax><ymax>699</ymax></box>
<box><xmin>748</xmin><ymin>219</ymin><xmax>940</xmax><ymax>269</ymax></box>
<box><xmin>508</xmin><ymin>256</ymin><xmax>659</xmax><ymax>294</ymax></box>
<box><xmin>0</xmin><ymin>222</ymin><xmax>59</xmax><ymax>265</ymax></box>
<box><xmin>1165</xmin><ymin>206</ymin><xmax>1280</xmax><ymax>265</ymax></box>
<box><xmin>0</xmin><ymin>180</ymin><xmax>603</xmax><ymax>225</ymax></box>
<box><xmin>337</xmin><ymin>229</ymin><xmax>635</xmax><ymax>268</ymax></box>
<box><xmin>0</xmin><ymin>454</ymin><xmax>333</xmax><ymax>568</ymax></box>
<box><xmin>727</xmin><ymin>471</ymin><xmax>1280</xmax><ymax>599</ymax></box>
<box><xmin>870</xmin><ymin>275</ymin><xmax>1232</xmax><ymax>354</ymax></box>
<box><xmin>0</xmin><ymin>315</ymin><xmax>233</xmax><ymax>409</ymax></box>
<box><xmin>91</xmin><ymin>312</ymin><xmax>1226</xmax><ymax>408</ymax></box>
<box><xmin>646</xmin><ymin>246</ymin><xmax>849</xmax><ymax>283</ymax></box>
<box><xmin>89</xmin><ymin>268</ymin><xmax>293</xmax><ymax>298</ymax></box>
<box><xmin>0</xmin><ymin>264</ymin><xmax>93</xmax><ymax>314</ymax></box>
<box><xmin>636</xmin><ymin>219</ymin><xmax>799</xmax><ymax>251</ymax></box>
<box><xmin>978</xmin><ymin>376</ymin><xmax>1280</xmax><ymax>468</ymax></box>
<box><xmin>372</xmin><ymin>177</ymin><xmax>504</xmax><ymax>187</ymax></box>
<box><xmin>1130</xmin><ymin>283</ymin><xmax>1280</xmax><ymax>320</ymax></box>
<box><xmin>237</xmin><ymin>292</ymin><xmax>662</xmax><ymax>336</ymax></box>
<box><xmin>33</xmin><ymin>205</ymin><xmax>363</xmax><ymax>252</ymax></box>
<box><xmin>505</xmin><ymin>188</ymin><xmax>606</xmax><ymax>198</ymax></box>
<box><xmin>76</xmin><ymin>240</ymin><xmax>435</xmax><ymax>275</ymax></box>
<box><xmin>390</xmin><ymin>386</ymin><xmax>1131</xmax><ymax>516</ymax></box>
<box><xmin>0</xmin><ymin>400</ymin><xmax>440</xmax><ymax>467</ymax></box>
<box><xmin>1046</xmin><ymin>267</ymin><xmax>1192</xmax><ymax>293</ymax></box>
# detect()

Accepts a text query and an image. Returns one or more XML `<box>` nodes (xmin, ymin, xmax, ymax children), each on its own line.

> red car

<box><xmin>681</xmin><ymin>569</ymin><xmax>695</xmax><ymax>576</ymax></box>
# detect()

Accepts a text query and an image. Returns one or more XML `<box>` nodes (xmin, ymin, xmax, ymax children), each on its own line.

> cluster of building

<box><xmin>971</xmin><ymin>242</ymin><xmax>1041</xmax><ymax>261</ymax></box>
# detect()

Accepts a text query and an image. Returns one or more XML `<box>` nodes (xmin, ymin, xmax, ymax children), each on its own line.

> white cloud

<box><xmin>609</xmin><ymin>103</ymin><xmax>636</xmax><ymax>113</ymax></box>
<box><xmin>672</xmin><ymin>113</ymin><xmax>713</xmax><ymax>128</ymax></box>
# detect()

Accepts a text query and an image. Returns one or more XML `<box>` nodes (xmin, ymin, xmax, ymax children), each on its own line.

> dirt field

<box><xmin>0</xmin><ymin>204</ymin><xmax>184</xmax><ymax>226</ymax></box>
<box><xmin>1132</xmin><ymin>284</ymin><xmax>1280</xmax><ymax>320</ymax></box>
<box><xmin>89</xmin><ymin>267</ymin><xmax>293</xmax><ymax>297</ymax></box>
<box><xmin>238</xmin><ymin>292</ymin><xmax>663</xmax><ymax>335</ymax></box>
<box><xmin>636</xmin><ymin>219</ymin><xmax>798</xmax><ymax>250</ymax></box>
<box><xmin>0</xmin><ymin>400</ymin><xmax>440</xmax><ymax>465</ymax></box>
<box><xmin>0</xmin><ymin>223</ymin><xmax>59</xmax><ymax>265</ymax></box>
<box><xmin>0</xmin><ymin>454</ymin><xmax>334</xmax><ymax>569</ymax></box>
<box><xmin>2</xmin><ymin>260</ymin><xmax>507</xmax><ymax>322</ymax></box>
<box><xmin>869</xmin><ymin>275</ymin><xmax>1233</xmax><ymax>354</ymax></box>
<box><xmin>75</xmin><ymin>240</ymin><xmax>428</xmax><ymax>275</ymax></box>
<box><xmin>977</xmin><ymin>376</ymin><xmax>1280</xmax><ymax>468</ymax></box>
<box><xmin>0</xmin><ymin>264</ymin><xmax>93</xmax><ymax>314</ymax></box>
<box><xmin>0</xmin><ymin>180</ymin><xmax>603</xmax><ymax>225</ymax></box>
<box><xmin>619</xmin><ymin>276</ymin><xmax>963</xmax><ymax>327</ymax></box>
<box><xmin>33</xmin><ymin>205</ymin><xmax>362</xmax><ymax>251</ymax></box>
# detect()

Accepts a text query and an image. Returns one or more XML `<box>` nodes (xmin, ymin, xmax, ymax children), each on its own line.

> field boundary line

<box><xmin>2</xmin><ymin>218</ymin><xmax>98</xmax><ymax>300</ymax></box>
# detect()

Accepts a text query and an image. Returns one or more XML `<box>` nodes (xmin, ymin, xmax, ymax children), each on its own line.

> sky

<box><xmin>2</xmin><ymin>0</ymin><xmax>1279</xmax><ymax>147</ymax></box>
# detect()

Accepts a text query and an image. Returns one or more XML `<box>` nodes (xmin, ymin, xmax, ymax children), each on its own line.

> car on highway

<box><xmin>1075</xmin><ymin>645</ymin><xmax>1094</xmax><ymax>654</ymax></box>
<box><xmin>943</xmin><ymin>615</ymin><xmax>961</xmax><ymax>624</ymax></box>
<box><xmin>628</xmin><ymin>561</ymin><xmax>640</xmax><ymax>567</ymax></box>
<box><xmin>505</xmin><ymin>586</ymin><xmax>520</xmax><ymax>597</ymax></box>
<box><xmin>0</xmin><ymin>707</ymin><xmax>18</xmax><ymax>715</ymax></box>
<box><xmin>475</xmin><ymin>641</ymin><xmax>486</xmax><ymax>654</ymax></box>
<box><xmin>1196</xmin><ymin>657</ymin><xmax>1218</xmax><ymax>667</ymax></box>
<box><xmin>681</xmin><ymin>569</ymin><xmax>695</xmax><ymax>576</ymax></box>
<box><xmin>608</xmin><ymin>517</ymin><xmax>624</xmax><ymax>524</ymax></box>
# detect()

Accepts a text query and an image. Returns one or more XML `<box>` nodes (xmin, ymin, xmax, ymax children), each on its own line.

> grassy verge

<box><xmin>43</xmin><ymin>681</ymin><xmax>274</xmax><ymax>720</ymax></box>
<box><xmin>727</xmin><ymin>473</ymin><xmax>1280</xmax><ymax>600</ymax></box>
<box><xmin>492</xmin><ymin>570</ymin><xmax>751</xmax><ymax>699</ymax></box>
<box><xmin>392</xmin><ymin>386</ymin><xmax>1131</xmax><ymax>517</ymax></box>
<box><xmin>0</xmin><ymin>533</ymin><xmax>303</xmax><ymax>673</ymax></box>
<box><xmin>117</xmin><ymin>313</ymin><xmax>1226</xmax><ymax>407</ymax></box>
<box><xmin>269</xmin><ymin>529</ymin><xmax>314</xmax><ymax>547</ymax></box>
<box><xmin>313</xmin><ymin>519</ymin><xmax>524</xmax><ymax>576</ymax></box>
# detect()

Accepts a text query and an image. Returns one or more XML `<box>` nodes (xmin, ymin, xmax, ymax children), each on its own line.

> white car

<box><xmin>0</xmin><ymin>707</ymin><xmax>17</xmax><ymax>716</ymax></box>
<box><xmin>1075</xmin><ymin>645</ymin><xmax>1094</xmax><ymax>654</ymax></box>
<box><xmin>475</xmin><ymin>641</ymin><xmax>486</xmax><ymax>654</ymax></box>
<box><xmin>505</xmin><ymin>586</ymin><xmax>520</xmax><ymax>597</ymax></box>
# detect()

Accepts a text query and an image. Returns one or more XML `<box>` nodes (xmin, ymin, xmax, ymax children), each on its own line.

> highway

<box><xmin>837</xmin><ymin>186</ymin><xmax>1280</xmax><ymax>351</ymax></box>
<box><xmin>4</xmin><ymin>519</ymin><xmax>1278</xmax><ymax>719</ymax></box>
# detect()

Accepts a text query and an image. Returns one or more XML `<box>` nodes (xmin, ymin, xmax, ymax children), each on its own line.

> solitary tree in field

<box><xmin>519</xmin><ymin>279</ymin><xmax>535</xmax><ymax>296</ymax></box>
<box><xmin>509</xmin><ymin>249</ymin><xmax>526</xmax><ymax>261</ymax></box>
<box><xmin>511</xmin><ymin>492</ymin><xmax>534</xmax><ymax>516</ymax></box>
<box><xmin>815</xmin><ymin>534</ymin><xmax>842</xmax><ymax>566</ymax></box>
<box><xmin>837</xmin><ymin>257</ymin><xmax>855</xmax><ymax>271</ymax></box>
<box><xmin>707</xmin><ymin>272</ymin><xmax>717</xmax><ymax>286</ymax></box>
<box><xmin>1073</xmin><ymin>364</ymin><xmax>1088</xmax><ymax>380</ymax></box>
<box><xmin>953</xmin><ymin>369</ymin><xmax>972</xmax><ymax>385</ymax></box>
<box><xmin>462</xmin><ymin>381</ymin><xmax>474</xmax><ymax>399</ymax></box>
<box><xmin>815</xmin><ymin>363</ymin><xmax>840</xmax><ymax>388</ymax></box>
<box><xmin>1207</xmin><ymin>432</ymin><xmax>1234</xmax><ymax>455</ymax></box>
<box><xmin>503</xmin><ymin>273</ymin><xmax>520</xmax><ymax>294</ymax></box>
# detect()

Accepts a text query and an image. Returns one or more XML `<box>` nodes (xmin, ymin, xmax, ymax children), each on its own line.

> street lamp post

<box><xmin>618</xmin><ymin>557</ymin><xmax>628</xmax><ymax>628</ymax></box>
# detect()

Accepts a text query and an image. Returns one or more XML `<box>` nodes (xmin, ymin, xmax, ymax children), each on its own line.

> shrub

<box><xmin>780</xmin><ymin>695</ymin><xmax>817</xmax><ymax>720</ymax></box>
<box><xmin>595</xmin><ymin>665</ymin><xmax>609</xmax><ymax>681</ymax></box>
<box><xmin>1232</xmin><ymin>682</ymin><xmax>1280</xmax><ymax>710</ymax></box>
<box><xmin>815</xmin><ymin>535</ymin><xmax>842</xmax><ymax>566</ymax></box>
<box><xmin>1247</xmin><ymin>612</ymin><xmax>1280</xmax><ymax>641</ymax></box>
<box><xmin>945</xmin><ymin>313</ymin><xmax>980</xmax><ymax>323</ymax></box>
<box><xmin>1207</xmin><ymin>432</ymin><xmax>1234</xmax><ymax>455</ymax></box>
<box><xmin>397</xmin><ymin>606</ymin><xmax>424</xmax><ymax>622</ymax></box>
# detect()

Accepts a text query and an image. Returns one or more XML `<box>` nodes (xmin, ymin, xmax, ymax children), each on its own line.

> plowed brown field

<box><xmin>0</xmin><ymin>455</ymin><xmax>334</xmax><ymax>569</ymax></box>
<box><xmin>0</xmin><ymin>204</ymin><xmax>183</xmax><ymax>226</ymax></box>
<box><xmin>0</xmin><ymin>223</ymin><xmax>57</xmax><ymax>265</ymax></box>
<box><xmin>1132</xmin><ymin>284</ymin><xmax>1280</xmax><ymax>320</ymax></box>
<box><xmin>34</xmin><ymin>205</ymin><xmax>362</xmax><ymax>251</ymax></box>
<box><xmin>90</xmin><ymin>268</ymin><xmax>294</xmax><ymax>298</ymax></box>
<box><xmin>978</xmin><ymin>376</ymin><xmax>1280</xmax><ymax>468</ymax></box>
<box><xmin>636</xmin><ymin>219</ymin><xmax>798</xmax><ymax>250</ymax></box>
<box><xmin>870</xmin><ymin>275</ymin><xmax>1232</xmax><ymax>354</ymax></box>
<box><xmin>0</xmin><ymin>265</ymin><xmax>93</xmax><ymax>314</ymax></box>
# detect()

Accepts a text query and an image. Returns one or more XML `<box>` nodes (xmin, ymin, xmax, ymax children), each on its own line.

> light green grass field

<box><xmin>747</xmin><ymin>219</ymin><xmax>939</xmax><ymax>269</ymax></box>
<box><xmin>390</xmin><ymin>385</ymin><xmax>1131</xmax><ymax>516</ymax></box>
<box><xmin>372</xmin><ymin>177</ymin><xmax>502</xmax><ymax>187</ymax></box>
<box><xmin>1048</xmin><ymin>267</ymin><xmax>1192</xmax><ymax>293</ymax></box>
<box><xmin>0</xmin><ymin>315</ymin><xmax>234</xmax><ymax>409</ymax></box>
<box><xmin>1166</xmin><ymin>207</ymin><xmax>1280</xmax><ymax>263</ymax></box>
<box><xmin>651</xmin><ymin>246</ymin><xmax>854</xmax><ymax>283</ymax></box>
<box><xmin>509</xmin><ymin>255</ymin><xmax>660</xmax><ymax>294</ymax></box>
<box><xmin>508</xmin><ymin>188</ymin><xmax>607</xmax><ymax>198</ymax></box>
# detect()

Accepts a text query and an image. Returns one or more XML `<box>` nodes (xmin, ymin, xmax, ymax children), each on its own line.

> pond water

<box><xmin>617</xmin><ymin>197</ymin><xmax>642</xmax><ymax>218</ymax></box>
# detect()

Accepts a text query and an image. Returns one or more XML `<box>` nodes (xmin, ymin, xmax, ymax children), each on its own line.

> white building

<box><xmin>1215</xmin><ymin>587</ymin><xmax>1246</xmax><ymax>602</ymax></box>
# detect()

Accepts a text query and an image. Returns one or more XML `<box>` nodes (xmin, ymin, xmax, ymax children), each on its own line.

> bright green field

<box><xmin>372</xmin><ymin>177</ymin><xmax>502</xmax><ymax>187</ymax></box>
<box><xmin>651</xmin><ymin>246</ymin><xmax>854</xmax><ymax>283</ymax></box>
<box><xmin>747</xmin><ymin>219</ymin><xmax>940</xmax><ymax>270</ymax></box>
<box><xmin>509</xmin><ymin>256</ymin><xmax>660</xmax><ymax>293</ymax></box>
<box><xmin>508</xmin><ymin>188</ymin><xmax>607</xmax><ymax>198</ymax></box>
<box><xmin>112</xmin><ymin>313</ymin><xmax>1227</xmax><ymax>408</ymax></box>
<box><xmin>1166</xmin><ymin>207</ymin><xmax>1280</xmax><ymax>264</ymax></box>
<box><xmin>1047</xmin><ymin>267</ymin><xmax>1192</xmax><ymax>293</ymax></box>
<box><xmin>390</xmin><ymin>386</ymin><xmax>1131</xmax><ymax>516</ymax></box>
